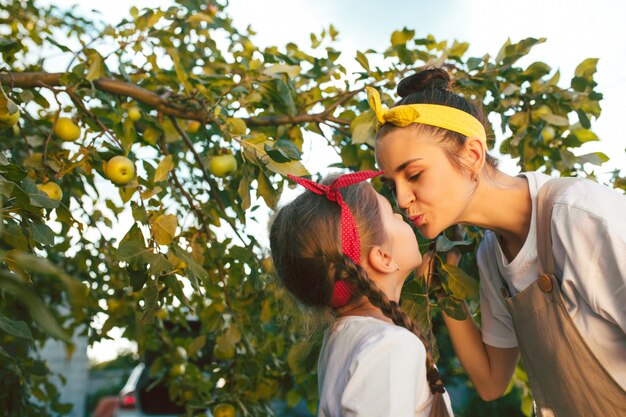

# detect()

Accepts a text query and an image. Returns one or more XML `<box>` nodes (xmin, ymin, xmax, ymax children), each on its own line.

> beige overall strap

<box><xmin>536</xmin><ymin>177</ymin><xmax>580</xmax><ymax>275</ymax></box>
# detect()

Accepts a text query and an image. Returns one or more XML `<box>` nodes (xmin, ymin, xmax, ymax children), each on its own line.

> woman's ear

<box><xmin>367</xmin><ymin>245</ymin><xmax>398</xmax><ymax>274</ymax></box>
<box><xmin>464</xmin><ymin>137</ymin><xmax>486</xmax><ymax>173</ymax></box>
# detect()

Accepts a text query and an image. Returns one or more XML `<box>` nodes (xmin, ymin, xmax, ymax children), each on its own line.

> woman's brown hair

<box><xmin>269</xmin><ymin>175</ymin><xmax>450</xmax><ymax>417</ymax></box>
<box><xmin>377</xmin><ymin>67</ymin><xmax>497</xmax><ymax>174</ymax></box>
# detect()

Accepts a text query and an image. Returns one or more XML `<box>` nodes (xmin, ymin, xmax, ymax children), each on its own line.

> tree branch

<box><xmin>0</xmin><ymin>72</ymin><xmax>352</xmax><ymax>127</ymax></box>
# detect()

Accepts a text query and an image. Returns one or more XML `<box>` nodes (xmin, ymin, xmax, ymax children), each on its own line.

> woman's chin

<box><xmin>419</xmin><ymin>224</ymin><xmax>440</xmax><ymax>240</ymax></box>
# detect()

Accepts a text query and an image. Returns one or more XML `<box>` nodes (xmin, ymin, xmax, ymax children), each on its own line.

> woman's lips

<box><xmin>410</xmin><ymin>214</ymin><xmax>425</xmax><ymax>227</ymax></box>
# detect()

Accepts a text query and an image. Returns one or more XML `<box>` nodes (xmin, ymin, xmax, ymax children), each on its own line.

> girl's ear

<box><xmin>367</xmin><ymin>245</ymin><xmax>397</xmax><ymax>274</ymax></box>
<box><xmin>464</xmin><ymin>136</ymin><xmax>486</xmax><ymax>173</ymax></box>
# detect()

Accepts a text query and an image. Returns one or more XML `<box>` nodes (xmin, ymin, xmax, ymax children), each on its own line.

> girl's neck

<box><xmin>336</xmin><ymin>298</ymin><xmax>394</xmax><ymax>324</ymax></box>
<box><xmin>460</xmin><ymin>170</ymin><xmax>532</xmax><ymax>261</ymax></box>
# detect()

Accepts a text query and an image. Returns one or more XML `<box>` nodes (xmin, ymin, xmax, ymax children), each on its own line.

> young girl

<box><xmin>370</xmin><ymin>67</ymin><xmax>626</xmax><ymax>416</ymax></box>
<box><xmin>269</xmin><ymin>171</ymin><xmax>453</xmax><ymax>417</ymax></box>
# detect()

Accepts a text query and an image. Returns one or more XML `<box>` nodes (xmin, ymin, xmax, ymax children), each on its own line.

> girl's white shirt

<box><xmin>478</xmin><ymin>172</ymin><xmax>626</xmax><ymax>389</ymax></box>
<box><xmin>317</xmin><ymin>315</ymin><xmax>454</xmax><ymax>417</ymax></box>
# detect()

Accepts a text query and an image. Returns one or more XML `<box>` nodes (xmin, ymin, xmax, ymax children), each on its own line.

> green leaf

<box><xmin>225</xmin><ymin>118</ymin><xmax>248</xmax><ymax>136</ymax></box>
<box><xmin>572</xmin><ymin>127</ymin><xmax>598</xmax><ymax>142</ymax></box>
<box><xmin>441</xmin><ymin>264</ymin><xmax>478</xmax><ymax>299</ymax></box>
<box><xmin>163</xmin><ymin>275</ymin><xmax>191</xmax><ymax>310</ymax></box>
<box><xmin>187</xmin><ymin>335</ymin><xmax>206</xmax><ymax>358</ymax></box>
<box><xmin>437</xmin><ymin>296</ymin><xmax>467</xmax><ymax>320</ymax></box>
<box><xmin>150</xmin><ymin>214</ymin><xmax>177</xmax><ymax>245</ymax></box>
<box><xmin>241</xmin><ymin>137</ymin><xmax>309</xmax><ymax>177</ymax></box>
<box><xmin>350</xmin><ymin>111</ymin><xmax>377</xmax><ymax>147</ymax></box>
<box><xmin>577</xmin><ymin>152</ymin><xmax>609</xmax><ymax>166</ymax></box>
<box><xmin>29</xmin><ymin>223</ymin><xmax>55</xmax><ymax>246</ymax></box>
<box><xmin>264</xmin><ymin>144</ymin><xmax>291</xmax><ymax>163</ymax></box>
<box><xmin>116</xmin><ymin>238</ymin><xmax>149</xmax><ymax>269</ymax></box>
<box><xmin>168</xmin><ymin>48</ymin><xmax>192</xmax><ymax>93</ymax></box>
<box><xmin>237</xmin><ymin>172</ymin><xmax>251</xmax><ymax>211</ymax></box>
<box><xmin>129</xmin><ymin>267</ymin><xmax>148</xmax><ymax>292</ymax></box>
<box><xmin>355</xmin><ymin>51</ymin><xmax>370</xmax><ymax>72</ymax></box>
<box><xmin>172</xmin><ymin>246</ymin><xmax>208</xmax><ymax>286</ymax></box>
<box><xmin>0</xmin><ymin>313</ymin><xmax>33</xmax><ymax>340</ymax></box>
<box><xmin>523</xmin><ymin>62</ymin><xmax>551</xmax><ymax>80</ymax></box>
<box><xmin>153</xmin><ymin>155</ymin><xmax>174</xmax><ymax>183</ymax></box>
<box><xmin>274</xmin><ymin>139</ymin><xmax>302</xmax><ymax>160</ymax></box>
<box><xmin>575</xmin><ymin>58</ymin><xmax>599</xmax><ymax>79</ymax></box>
<box><xmin>435</xmin><ymin>234</ymin><xmax>473</xmax><ymax>252</ymax></box>
<box><xmin>0</xmin><ymin>271</ymin><xmax>68</xmax><ymax>341</ymax></box>
<box><xmin>257</xmin><ymin>171</ymin><xmax>279</xmax><ymax>209</ymax></box>
<box><xmin>540</xmin><ymin>113</ymin><xmax>569</xmax><ymax>127</ymax></box>
<box><xmin>391</xmin><ymin>28</ymin><xmax>415</xmax><ymax>46</ymax></box>
<box><xmin>263</xmin><ymin>64</ymin><xmax>301</xmax><ymax>79</ymax></box>
<box><xmin>186</xmin><ymin>12</ymin><xmax>214</xmax><ymax>24</ymax></box>
<box><xmin>85</xmin><ymin>52</ymin><xmax>105</xmax><ymax>81</ymax></box>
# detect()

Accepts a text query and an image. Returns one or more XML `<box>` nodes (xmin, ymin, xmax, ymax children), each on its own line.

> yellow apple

<box><xmin>105</xmin><ymin>155</ymin><xmax>135</xmax><ymax>185</ymax></box>
<box><xmin>37</xmin><ymin>182</ymin><xmax>63</xmax><ymax>201</ymax></box>
<box><xmin>187</xmin><ymin>120</ymin><xmax>201</xmax><ymax>133</ymax></box>
<box><xmin>542</xmin><ymin>126</ymin><xmax>556</xmax><ymax>142</ymax></box>
<box><xmin>213</xmin><ymin>403</ymin><xmax>236</xmax><ymax>417</ymax></box>
<box><xmin>209</xmin><ymin>154</ymin><xmax>237</xmax><ymax>178</ymax></box>
<box><xmin>127</xmin><ymin>106</ymin><xmax>141</xmax><ymax>122</ymax></box>
<box><xmin>182</xmin><ymin>390</ymin><xmax>193</xmax><ymax>401</ymax></box>
<box><xmin>54</xmin><ymin>117</ymin><xmax>81</xmax><ymax>142</ymax></box>
<box><xmin>0</xmin><ymin>108</ymin><xmax>20</xmax><ymax>128</ymax></box>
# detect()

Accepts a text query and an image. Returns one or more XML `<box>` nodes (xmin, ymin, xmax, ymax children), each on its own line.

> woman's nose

<box><xmin>395</xmin><ymin>182</ymin><xmax>415</xmax><ymax>209</ymax></box>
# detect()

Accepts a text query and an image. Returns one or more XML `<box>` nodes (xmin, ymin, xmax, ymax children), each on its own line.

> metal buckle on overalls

<box><xmin>500</xmin><ymin>286</ymin><xmax>511</xmax><ymax>299</ymax></box>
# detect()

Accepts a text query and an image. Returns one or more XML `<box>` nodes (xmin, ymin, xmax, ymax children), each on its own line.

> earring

<box><xmin>471</xmin><ymin>171</ymin><xmax>478</xmax><ymax>183</ymax></box>
<box><xmin>392</xmin><ymin>264</ymin><xmax>400</xmax><ymax>271</ymax></box>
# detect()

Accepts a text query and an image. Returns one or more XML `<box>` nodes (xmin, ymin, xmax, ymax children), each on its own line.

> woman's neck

<box><xmin>460</xmin><ymin>170</ymin><xmax>532</xmax><ymax>261</ymax></box>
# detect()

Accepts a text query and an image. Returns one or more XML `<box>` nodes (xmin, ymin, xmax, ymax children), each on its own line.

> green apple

<box><xmin>37</xmin><ymin>182</ymin><xmax>63</xmax><ymax>201</ymax></box>
<box><xmin>213</xmin><ymin>403</ymin><xmax>236</xmax><ymax>417</ymax></box>
<box><xmin>170</xmin><ymin>363</ymin><xmax>186</xmax><ymax>377</ymax></box>
<box><xmin>104</xmin><ymin>155</ymin><xmax>135</xmax><ymax>185</ymax></box>
<box><xmin>127</xmin><ymin>106</ymin><xmax>141</xmax><ymax>122</ymax></box>
<box><xmin>542</xmin><ymin>126</ymin><xmax>556</xmax><ymax>142</ymax></box>
<box><xmin>54</xmin><ymin>117</ymin><xmax>81</xmax><ymax>142</ymax></box>
<box><xmin>187</xmin><ymin>120</ymin><xmax>201</xmax><ymax>133</ymax></box>
<box><xmin>209</xmin><ymin>154</ymin><xmax>237</xmax><ymax>177</ymax></box>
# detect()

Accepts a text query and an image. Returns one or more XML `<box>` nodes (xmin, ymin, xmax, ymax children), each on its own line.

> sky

<box><xmin>37</xmin><ymin>0</ymin><xmax>626</xmax><ymax>363</ymax></box>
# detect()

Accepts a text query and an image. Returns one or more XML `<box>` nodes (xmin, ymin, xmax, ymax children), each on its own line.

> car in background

<box><xmin>114</xmin><ymin>362</ymin><xmax>212</xmax><ymax>417</ymax></box>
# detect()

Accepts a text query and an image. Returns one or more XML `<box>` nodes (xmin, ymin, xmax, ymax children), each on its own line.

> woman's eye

<box><xmin>408</xmin><ymin>172</ymin><xmax>421</xmax><ymax>182</ymax></box>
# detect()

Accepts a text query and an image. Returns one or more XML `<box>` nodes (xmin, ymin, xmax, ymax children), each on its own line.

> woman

<box><xmin>269</xmin><ymin>171</ymin><xmax>453</xmax><ymax>416</ymax></box>
<box><xmin>370</xmin><ymin>67</ymin><xmax>626</xmax><ymax>417</ymax></box>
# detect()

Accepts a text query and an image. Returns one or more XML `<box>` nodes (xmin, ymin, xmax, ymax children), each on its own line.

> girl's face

<box><xmin>375</xmin><ymin>193</ymin><xmax>421</xmax><ymax>270</ymax></box>
<box><xmin>375</xmin><ymin>127</ymin><xmax>475</xmax><ymax>239</ymax></box>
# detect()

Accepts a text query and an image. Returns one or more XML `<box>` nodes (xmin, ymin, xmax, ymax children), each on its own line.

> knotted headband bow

<box><xmin>288</xmin><ymin>170</ymin><xmax>383</xmax><ymax>308</ymax></box>
<box><xmin>366</xmin><ymin>86</ymin><xmax>487</xmax><ymax>146</ymax></box>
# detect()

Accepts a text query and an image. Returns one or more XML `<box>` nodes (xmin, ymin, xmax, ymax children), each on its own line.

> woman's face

<box><xmin>375</xmin><ymin>126</ymin><xmax>475</xmax><ymax>239</ymax></box>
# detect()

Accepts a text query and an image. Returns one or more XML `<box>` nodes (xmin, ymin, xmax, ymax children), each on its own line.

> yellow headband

<box><xmin>366</xmin><ymin>87</ymin><xmax>487</xmax><ymax>145</ymax></box>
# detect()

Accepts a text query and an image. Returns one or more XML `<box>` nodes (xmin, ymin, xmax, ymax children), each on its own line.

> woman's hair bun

<box><xmin>397</xmin><ymin>67</ymin><xmax>452</xmax><ymax>98</ymax></box>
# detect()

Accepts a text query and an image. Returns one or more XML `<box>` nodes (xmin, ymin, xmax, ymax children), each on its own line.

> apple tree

<box><xmin>0</xmin><ymin>1</ymin><xmax>619</xmax><ymax>417</ymax></box>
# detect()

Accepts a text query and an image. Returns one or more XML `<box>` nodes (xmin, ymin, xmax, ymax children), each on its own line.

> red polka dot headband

<box><xmin>288</xmin><ymin>170</ymin><xmax>383</xmax><ymax>308</ymax></box>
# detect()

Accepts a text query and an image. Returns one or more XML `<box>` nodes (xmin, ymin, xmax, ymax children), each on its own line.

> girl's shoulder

<box><xmin>330</xmin><ymin>316</ymin><xmax>424</xmax><ymax>356</ymax></box>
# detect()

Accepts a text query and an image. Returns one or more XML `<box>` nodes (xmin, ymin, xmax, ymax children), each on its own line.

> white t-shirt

<box><xmin>317</xmin><ymin>315</ymin><xmax>454</xmax><ymax>417</ymax></box>
<box><xmin>478</xmin><ymin>171</ymin><xmax>626</xmax><ymax>389</ymax></box>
